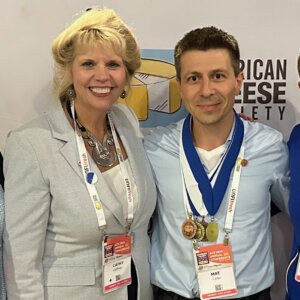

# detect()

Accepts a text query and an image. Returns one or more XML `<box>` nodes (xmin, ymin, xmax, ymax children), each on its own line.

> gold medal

<box><xmin>195</xmin><ymin>218</ymin><xmax>208</xmax><ymax>241</ymax></box>
<box><xmin>194</xmin><ymin>222</ymin><xmax>205</xmax><ymax>241</ymax></box>
<box><xmin>206</xmin><ymin>220</ymin><xmax>219</xmax><ymax>242</ymax></box>
<box><xmin>181</xmin><ymin>218</ymin><xmax>197</xmax><ymax>239</ymax></box>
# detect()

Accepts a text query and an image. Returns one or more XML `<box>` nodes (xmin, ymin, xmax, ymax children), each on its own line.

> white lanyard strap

<box><xmin>223</xmin><ymin>145</ymin><xmax>245</xmax><ymax>233</ymax></box>
<box><xmin>71</xmin><ymin>103</ymin><xmax>106</xmax><ymax>228</ymax></box>
<box><xmin>107</xmin><ymin>113</ymin><xmax>134</xmax><ymax>229</ymax></box>
<box><xmin>180</xmin><ymin>138</ymin><xmax>208</xmax><ymax>217</ymax></box>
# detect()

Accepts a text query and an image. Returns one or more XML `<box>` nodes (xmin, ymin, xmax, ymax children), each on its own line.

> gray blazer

<box><xmin>3</xmin><ymin>102</ymin><xmax>156</xmax><ymax>300</ymax></box>
<box><xmin>0</xmin><ymin>185</ymin><xmax>6</xmax><ymax>300</ymax></box>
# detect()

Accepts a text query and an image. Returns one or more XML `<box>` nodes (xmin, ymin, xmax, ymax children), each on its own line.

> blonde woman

<box><xmin>3</xmin><ymin>8</ymin><xmax>156</xmax><ymax>300</ymax></box>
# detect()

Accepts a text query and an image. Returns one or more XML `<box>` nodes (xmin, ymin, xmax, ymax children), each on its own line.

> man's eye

<box><xmin>187</xmin><ymin>75</ymin><xmax>198</xmax><ymax>82</ymax></box>
<box><xmin>214</xmin><ymin>73</ymin><xmax>225</xmax><ymax>80</ymax></box>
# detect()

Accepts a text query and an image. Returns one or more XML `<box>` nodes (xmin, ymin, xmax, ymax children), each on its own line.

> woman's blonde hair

<box><xmin>52</xmin><ymin>8</ymin><xmax>141</xmax><ymax>102</ymax></box>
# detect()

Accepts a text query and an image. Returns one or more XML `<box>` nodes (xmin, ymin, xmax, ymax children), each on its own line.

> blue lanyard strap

<box><xmin>182</xmin><ymin>112</ymin><xmax>244</xmax><ymax>216</ymax></box>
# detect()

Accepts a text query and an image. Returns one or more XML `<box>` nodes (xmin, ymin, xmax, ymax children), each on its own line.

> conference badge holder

<box><xmin>193</xmin><ymin>243</ymin><xmax>237</xmax><ymax>299</ymax></box>
<box><xmin>102</xmin><ymin>234</ymin><xmax>132</xmax><ymax>293</ymax></box>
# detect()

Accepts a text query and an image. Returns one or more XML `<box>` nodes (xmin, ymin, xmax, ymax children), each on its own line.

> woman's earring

<box><xmin>120</xmin><ymin>90</ymin><xmax>127</xmax><ymax>99</ymax></box>
<box><xmin>67</xmin><ymin>87</ymin><xmax>75</xmax><ymax>100</ymax></box>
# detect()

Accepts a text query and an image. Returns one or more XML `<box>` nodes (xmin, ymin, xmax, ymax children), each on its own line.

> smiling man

<box><xmin>144</xmin><ymin>26</ymin><xmax>290</xmax><ymax>300</ymax></box>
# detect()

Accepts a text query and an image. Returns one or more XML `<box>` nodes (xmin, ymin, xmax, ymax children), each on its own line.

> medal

<box><xmin>194</xmin><ymin>221</ymin><xmax>205</xmax><ymax>241</ymax></box>
<box><xmin>182</xmin><ymin>218</ymin><xmax>197</xmax><ymax>239</ymax></box>
<box><xmin>206</xmin><ymin>220</ymin><xmax>219</xmax><ymax>242</ymax></box>
<box><xmin>195</xmin><ymin>218</ymin><xmax>207</xmax><ymax>241</ymax></box>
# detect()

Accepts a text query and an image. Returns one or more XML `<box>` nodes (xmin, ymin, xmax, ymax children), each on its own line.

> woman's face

<box><xmin>71</xmin><ymin>44</ymin><xmax>127</xmax><ymax>113</ymax></box>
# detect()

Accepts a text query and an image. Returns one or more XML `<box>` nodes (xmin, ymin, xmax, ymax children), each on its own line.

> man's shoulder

<box><xmin>144</xmin><ymin>119</ymin><xmax>183</xmax><ymax>141</ymax></box>
<box><xmin>143</xmin><ymin>119</ymin><xmax>184</xmax><ymax>152</ymax></box>
<box><xmin>243</xmin><ymin>119</ymin><xmax>284</xmax><ymax>147</ymax></box>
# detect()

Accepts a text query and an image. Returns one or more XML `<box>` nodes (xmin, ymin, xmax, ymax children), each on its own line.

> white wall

<box><xmin>1</xmin><ymin>0</ymin><xmax>300</xmax><ymax>151</ymax></box>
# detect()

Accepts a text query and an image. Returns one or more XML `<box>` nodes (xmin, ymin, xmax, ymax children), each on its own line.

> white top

<box><xmin>102</xmin><ymin>159</ymin><xmax>139</xmax><ymax>216</ymax></box>
<box><xmin>196</xmin><ymin>144</ymin><xmax>226</xmax><ymax>173</ymax></box>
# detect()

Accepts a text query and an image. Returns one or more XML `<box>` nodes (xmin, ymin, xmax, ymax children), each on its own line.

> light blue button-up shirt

<box><xmin>144</xmin><ymin>117</ymin><xmax>290</xmax><ymax>298</ymax></box>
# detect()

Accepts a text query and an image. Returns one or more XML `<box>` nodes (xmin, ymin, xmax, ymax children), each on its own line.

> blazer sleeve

<box><xmin>3</xmin><ymin>130</ymin><xmax>50</xmax><ymax>300</ymax></box>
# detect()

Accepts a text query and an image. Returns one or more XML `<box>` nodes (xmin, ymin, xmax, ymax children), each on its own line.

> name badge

<box><xmin>295</xmin><ymin>253</ymin><xmax>300</xmax><ymax>282</ymax></box>
<box><xmin>193</xmin><ymin>243</ymin><xmax>237</xmax><ymax>299</ymax></box>
<box><xmin>102</xmin><ymin>234</ymin><xmax>132</xmax><ymax>293</ymax></box>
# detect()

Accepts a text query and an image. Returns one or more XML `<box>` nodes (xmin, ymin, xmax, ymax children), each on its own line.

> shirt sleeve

<box><xmin>270</xmin><ymin>138</ymin><xmax>290</xmax><ymax>215</ymax></box>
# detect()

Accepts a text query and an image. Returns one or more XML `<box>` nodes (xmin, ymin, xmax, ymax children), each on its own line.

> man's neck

<box><xmin>192</xmin><ymin>113</ymin><xmax>235</xmax><ymax>151</ymax></box>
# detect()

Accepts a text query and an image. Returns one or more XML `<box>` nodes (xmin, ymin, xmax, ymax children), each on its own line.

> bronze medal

<box><xmin>181</xmin><ymin>219</ymin><xmax>197</xmax><ymax>239</ymax></box>
<box><xmin>206</xmin><ymin>221</ymin><xmax>219</xmax><ymax>242</ymax></box>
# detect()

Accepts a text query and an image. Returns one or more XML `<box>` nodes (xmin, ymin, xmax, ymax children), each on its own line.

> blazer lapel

<box><xmin>46</xmin><ymin>102</ymin><xmax>82</xmax><ymax>180</ymax></box>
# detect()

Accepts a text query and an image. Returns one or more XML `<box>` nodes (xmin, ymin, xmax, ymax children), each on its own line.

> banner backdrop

<box><xmin>1</xmin><ymin>1</ymin><xmax>297</xmax><ymax>299</ymax></box>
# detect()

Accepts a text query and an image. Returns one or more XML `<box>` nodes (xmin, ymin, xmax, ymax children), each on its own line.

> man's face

<box><xmin>178</xmin><ymin>49</ymin><xmax>243</xmax><ymax>129</ymax></box>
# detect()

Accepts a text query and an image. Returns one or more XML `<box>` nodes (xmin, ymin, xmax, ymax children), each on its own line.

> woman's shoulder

<box><xmin>111</xmin><ymin>103</ymin><xmax>141</xmax><ymax>136</ymax></box>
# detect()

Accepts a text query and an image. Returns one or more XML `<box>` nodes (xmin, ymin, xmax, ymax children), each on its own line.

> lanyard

<box><xmin>181</xmin><ymin>113</ymin><xmax>244</xmax><ymax>216</ymax></box>
<box><xmin>70</xmin><ymin>101</ymin><xmax>134</xmax><ymax>230</ymax></box>
<box><xmin>180</xmin><ymin>114</ymin><xmax>245</xmax><ymax>233</ymax></box>
<box><xmin>223</xmin><ymin>145</ymin><xmax>244</xmax><ymax>233</ymax></box>
<box><xmin>107</xmin><ymin>113</ymin><xmax>134</xmax><ymax>230</ymax></box>
<box><xmin>180</xmin><ymin>138</ymin><xmax>245</xmax><ymax>235</ymax></box>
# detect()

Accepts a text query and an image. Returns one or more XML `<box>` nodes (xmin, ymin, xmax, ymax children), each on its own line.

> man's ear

<box><xmin>234</xmin><ymin>72</ymin><xmax>244</xmax><ymax>96</ymax></box>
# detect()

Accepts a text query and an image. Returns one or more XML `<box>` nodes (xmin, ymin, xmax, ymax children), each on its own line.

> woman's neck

<box><xmin>65</xmin><ymin>100</ymin><xmax>109</xmax><ymax>142</ymax></box>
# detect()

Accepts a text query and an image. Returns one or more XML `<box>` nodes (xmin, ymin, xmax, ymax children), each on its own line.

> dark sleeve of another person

<box><xmin>0</xmin><ymin>153</ymin><xmax>4</xmax><ymax>189</ymax></box>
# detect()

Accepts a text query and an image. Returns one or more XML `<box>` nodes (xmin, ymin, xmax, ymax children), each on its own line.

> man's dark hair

<box><xmin>174</xmin><ymin>26</ymin><xmax>240</xmax><ymax>80</ymax></box>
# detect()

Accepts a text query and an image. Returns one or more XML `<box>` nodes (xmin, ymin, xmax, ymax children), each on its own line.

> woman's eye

<box><xmin>108</xmin><ymin>61</ymin><xmax>121</xmax><ymax>68</ymax></box>
<box><xmin>81</xmin><ymin>61</ymin><xmax>94</xmax><ymax>67</ymax></box>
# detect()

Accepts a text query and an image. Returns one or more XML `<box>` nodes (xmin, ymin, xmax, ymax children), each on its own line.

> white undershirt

<box><xmin>196</xmin><ymin>144</ymin><xmax>226</xmax><ymax>173</ymax></box>
<box><xmin>102</xmin><ymin>159</ymin><xmax>139</xmax><ymax>214</ymax></box>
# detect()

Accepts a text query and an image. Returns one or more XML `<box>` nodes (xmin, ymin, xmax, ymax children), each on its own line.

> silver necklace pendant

<box><xmin>90</xmin><ymin>131</ymin><xmax>117</xmax><ymax>167</ymax></box>
<box><xmin>92</xmin><ymin>145</ymin><xmax>117</xmax><ymax>167</ymax></box>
